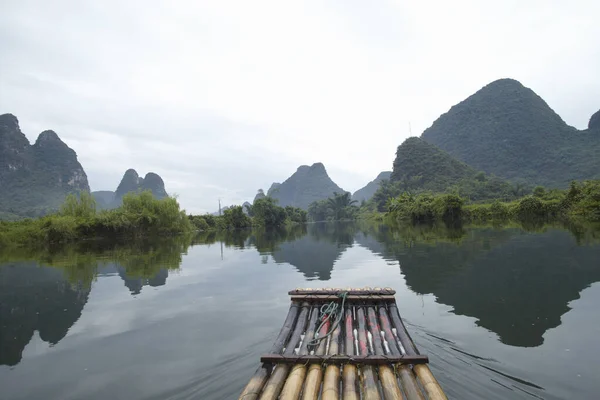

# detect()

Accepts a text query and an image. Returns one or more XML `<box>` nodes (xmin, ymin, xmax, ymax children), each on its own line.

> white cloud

<box><xmin>1</xmin><ymin>0</ymin><xmax>598</xmax><ymax>213</ymax></box>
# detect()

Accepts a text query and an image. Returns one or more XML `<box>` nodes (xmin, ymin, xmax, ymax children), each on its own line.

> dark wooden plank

<box><xmin>388</xmin><ymin>303</ymin><xmax>419</xmax><ymax>355</ymax></box>
<box><xmin>299</xmin><ymin>305</ymin><xmax>320</xmax><ymax>355</ymax></box>
<box><xmin>289</xmin><ymin>288</ymin><xmax>396</xmax><ymax>296</ymax></box>
<box><xmin>377</xmin><ymin>305</ymin><xmax>401</xmax><ymax>355</ymax></box>
<box><xmin>356</xmin><ymin>306</ymin><xmax>382</xmax><ymax>400</ymax></box>
<box><xmin>260</xmin><ymin>354</ymin><xmax>429</xmax><ymax>365</ymax></box>
<box><xmin>290</xmin><ymin>294</ymin><xmax>396</xmax><ymax>301</ymax></box>
<box><xmin>366</xmin><ymin>306</ymin><xmax>385</xmax><ymax>355</ymax></box>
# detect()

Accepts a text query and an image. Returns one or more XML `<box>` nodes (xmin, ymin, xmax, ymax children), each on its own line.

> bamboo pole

<box><xmin>378</xmin><ymin>306</ymin><xmax>425</xmax><ymax>400</ymax></box>
<box><xmin>279</xmin><ymin>305</ymin><xmax>321</xmax><ymax>400</ymax></box>
<box><xmin>301</xmin><ymin>316</ymin><xmax>331</xmax><ymax>400</ymax></box>
<box><xmin>321</xmin><ymin>320</ymin><xmax>342</xmax><ymax>400</ymax></box>
<box><xmin>388</xmin><ymin>304</ymin><xmax>447</xmax><ymax>400</ymax></box>
<box><xmin>342</xmin><ymin>307</ymin><xmax>360</xmax><ymax>400</ymax></box>
<box><xmin>239</xmin><ymin>302</ymin><xmax>300</xmax><ymax>400</ymax></box>
<box><xmin>366</xmin><ymin>306</ymin><xmax>404</xmax><ymax>400</ymax></box>
<box><xmin>259</xmin><ymin>303</ymin><xmax>310</xmax><ymax>400</ymax></box>
<box><xmin>356</xmin><ymin>307</ymin><xmax>382</xmax><ymax>400</ymax></box>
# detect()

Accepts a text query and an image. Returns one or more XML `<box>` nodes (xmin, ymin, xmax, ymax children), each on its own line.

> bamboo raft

<box><xmin>239</xmin><ymin>288</ymin><xmax>447</xmax><ymax>400</ymax></box>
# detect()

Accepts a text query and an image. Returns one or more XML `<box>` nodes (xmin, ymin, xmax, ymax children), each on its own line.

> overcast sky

<box><xmin>1</xmin><ymin>0</ymin><xmax>598</xmax><ymax>213</ymax></box>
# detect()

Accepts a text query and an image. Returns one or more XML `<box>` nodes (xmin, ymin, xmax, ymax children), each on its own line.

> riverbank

<box><xmin>382</xmin><ymin>180</ymin><xmax>600</xmax><ymax>225</ymax></box>
<box><xmin>0</xmin><ymin>191</ymin><xmax>192</xmax><ymax>247</ymax></box>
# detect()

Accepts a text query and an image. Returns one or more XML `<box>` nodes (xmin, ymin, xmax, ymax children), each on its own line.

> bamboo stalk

<box><xmin>366</xmin><ymin>306</ymin><xmax>404</xmax><ymax>400</ymax></box>
<box><xmin>388</xmin><ymin>304</ymin><xmax>447</xmax><ymax>400</ymax></box>
<box><xmin>412</xmin><ymin>365</ymin><xmax>447</xmax><ymax>400</ymax></box>
<box><xmin>378</xmin><ymin>306</ymin><xmax>425</xmax><ymax>400</ymax></box>
<box><xmin>259</xmin><ymin>303</ymin><xmax>310</xmax><ymax>400</ymax></box>
<box><xmin>342</xmin><ymin>307</ymin><xmax>360</xmax><ymax>400</ymax></box>
<box><xmin>321</xmin><ymin>320</ymin><xmax>342</xmax><ymax>400</ymax></box>
<box><xmin>356</xmin><ymin>307</ymin><xmax>382</xmax><ymax>400</ymax></box>
<box><xmin>301</xmin><ymin>316</ymin><xmax>331</xmax><ymax>400</ymax></box>
<box><xmin>279</xmin><ymin>306</ymin><xmax>321</xmax><ymax>400</ymax></box>
<box><xmin>239</xmin><ymin>302</ymin><xmax>300</xmax><ymax>400</ymax></box>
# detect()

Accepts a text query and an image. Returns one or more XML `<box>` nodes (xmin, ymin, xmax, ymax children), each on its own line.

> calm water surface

<box><xmin>1</xmin><ymin>222</ymin><xmax>600</xmax><ymax>399</ymax></box>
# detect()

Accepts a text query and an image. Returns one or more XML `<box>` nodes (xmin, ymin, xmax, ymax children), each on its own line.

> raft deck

<box><xmin>239</xmin><ymin>288</ymin><xmax>447</xmax><ymax>400</ymax></box>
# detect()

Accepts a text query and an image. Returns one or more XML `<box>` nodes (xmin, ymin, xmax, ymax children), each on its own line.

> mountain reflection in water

<box><xmin>1</xmin><ymin>222</ymin><xmax>599</xmax><ymax>400</ymax></box>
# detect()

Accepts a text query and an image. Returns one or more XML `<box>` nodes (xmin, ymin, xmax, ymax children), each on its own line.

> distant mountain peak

<box><xmin>376</xmin><ymin>171</ymin><xmax>392</xmax><ymax>180</ymax></box>
<box><xmin>420</xmin><ymin>78</ymin><xmax>600</xmax><ymax>186</ymax></box>
<box><xmin>486</xmin><ymin>78</ymin><xmax>524</xmax><ymax>88</ymax></box>
<box><xmin>589</xmin><ymin>109</ymin><xmax>600</xmax><ymax>130</ymax></box>
<box><xmin>310</xmin><ymin>162</ymin><xmax>326</xmax><ymax>171</ymax></box>
<box><xmin>123</xmin><ymin>168</ymin><xmax>140</xmax><ymax>179</ymax></box>
<box><xmin>0</xmin><ymin>114</ymin><xmax>89</xmax><ymax>217</ymax></box>
<box><xmin>263</xmin><ymin>163</ymin><xmax>344</xmax><ymax>209</ymax></box>
<box><xmin>34</xmin><ymin>130</ymin><xmax>64</xmax><ymax>147</ymax></box>
<box><xmin>0</xmin><ymin>113</ymin><xmax>19</xmax><ymax>129</ymax></box>
<box><xmin>352</xmin><ymin>171</ymin><xmax>392</xmax><ymax>203</ymax></box>
<box><xmin>114</xmin><ymin>169</ymin><xmax>167</xmax><ymax>202</ymax></box>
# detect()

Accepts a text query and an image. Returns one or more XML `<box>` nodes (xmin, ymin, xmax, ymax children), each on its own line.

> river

<box><xmin>1</xmin><ymin>222</ymin><xmax>599</xmax><ymax>399</ymax></box>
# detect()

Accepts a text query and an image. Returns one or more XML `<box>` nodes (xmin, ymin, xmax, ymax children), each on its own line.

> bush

<box><xmin>490</xmin><ymin>200</ymin><xmax>509</xmax><ymax>219</ymax></box>
<box><xmin>222</xmin><ymin>206</ymin><xmax>252</xmax><ymax>229</ymax></box>
<box><xmin>189</xmin><ymin>215</ymin><xmax>210</xmax><ymax>231</ymax></box>
<box><xmin>387</xmin><ymin>193</ymin><xmax>464</xmax><ymax>223</ymax></box>
<box><xmin>515</xmin><ymin>196</ymin><xmax>545</xmax><ymax>219</ymax></box>
<box><xmin>434</xmin><ymin>194</ymin><xmax>464</xmax><ymax>222</ymax></box>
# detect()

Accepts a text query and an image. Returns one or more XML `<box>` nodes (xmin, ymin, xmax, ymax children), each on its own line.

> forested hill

<box><xmin>392</xmin><ymin>137</ymin><xmax>478</xmax><ymax>190</ymax></box>
<box><xmin>265</xmin><ymin>163</ymin><xmax>345</xmax><ymax>209</ymax></box>
<box><xmin>386</xmin><ymin>137</ymin><xmax>513</xmax><ymax>201</ymax></box>
<box><xmin>421</xmin><ymin>79</ymin><xmax>600</xmax><ymax>187</ymax></box>
<box><xmin>0</xmin><ymin>113</ymin><xmax>89</xmax><ymax>218</ymax></box>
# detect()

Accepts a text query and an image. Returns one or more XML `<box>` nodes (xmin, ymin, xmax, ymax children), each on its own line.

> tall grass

<box><xmin>0</xmin><ymin>191</ymin><xmax>192</xmax><ymax>247</ymax></box>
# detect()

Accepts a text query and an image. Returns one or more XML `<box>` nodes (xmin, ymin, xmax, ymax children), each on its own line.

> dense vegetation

<box><xmin>367</xmin><ymin>137</ymin><xmax>518</xmax><ymax>212</ymax></box>
<box><xmin>308</xmin><ymin>192</ymin><xmax>358</xmax><ymax>221</ymax></box>
<box><xmin>0</xmin><ymin>191</ymin><xmax>191</xmax><ymax>246</ymax></box>
<box><xmin>188</xmin><ymin>196</ymin><xmax>307</xmax><ymax>231</ymax></box>
<box><xmin>420</xmin><ymin>79</ymin><xmax>600</xmax><ymax>187</ymax></box>
<box><xmin>262</xmin><ymin>162</ymin><xmax>345</xmax><ymax>209</ymax></box>
<box><xmin>385</xmin><ymin>180</ymin><xmax>600</xmax><ymax>225</ymax></box>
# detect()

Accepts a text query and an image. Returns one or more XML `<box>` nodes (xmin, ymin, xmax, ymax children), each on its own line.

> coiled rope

<box><xmin>307</xmin><ymin>291</ymin><xmax>348</xmax><ymax>350</ymax></box>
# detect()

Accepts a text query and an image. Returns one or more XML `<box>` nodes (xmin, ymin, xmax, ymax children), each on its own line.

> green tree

<box><xmin>327</xmin><ymin>192</ymin><xmax>358</xmax><ymax>220</ymax></box>
<box><xmin>60</xmin><ymin>191</ymin><xmax>97</xmax><ymax>219</ymax></box>
<box><xmin>252</xmin><ymin>197</ymin><xmax>287</xmax><ymax>227</ymax></box>
<box><xmin>222</xmin><ymin>205</ymin><xmax>251</xmax><ymax>229</ymax></box>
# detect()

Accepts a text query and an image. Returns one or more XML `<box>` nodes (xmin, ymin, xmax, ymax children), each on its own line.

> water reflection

<box><xmin>0</xmin><ymin>235</ymin><xmax>193</xmax><ymax>366</ymax></box>
<box><xmin>358</xmin><ymin>222</ymin><xmax>600</xmax><ymax>347</ymax></box>
<box><xmin>1</xmin><ymin>221</ymin><xmax>600</xmax><ymax>370</ymax></box>
<box><xmin>269</xmin><ymin>223</ymin><xmax>357</xmax><ymax>280</ymax></box>
<box><xmin>0</xmin><ymin>263</ymin><xmax>89</xmax><ymax>366</ymax></box>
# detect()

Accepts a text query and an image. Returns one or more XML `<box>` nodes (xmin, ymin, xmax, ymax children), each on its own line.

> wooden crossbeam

<box><xmin>260</xmin><ymin>354</ymin><xmax>429</xmax><ymax>365</ymax></box>
<box><xmin>290</xmin><ymin>294</ymin><xmax>396</xmax><ymax>301</ymax></box>
<box><xmin>288</xmin><ymin>288</ymin><xmax>396</xmax><ymax>296</ymax></box>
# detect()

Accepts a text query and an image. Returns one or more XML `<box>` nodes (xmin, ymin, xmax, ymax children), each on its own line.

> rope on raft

<box><xmin>306</xmin><ymin>291</ymin><xmax>348</xmax><ymax>351</ymax></box>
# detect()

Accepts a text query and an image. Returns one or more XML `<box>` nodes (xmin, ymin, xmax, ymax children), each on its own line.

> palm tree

<box><xmin>327</xmin><ymin>192</ymin><xmax>358</xmax><ymax>220</ymax></box>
